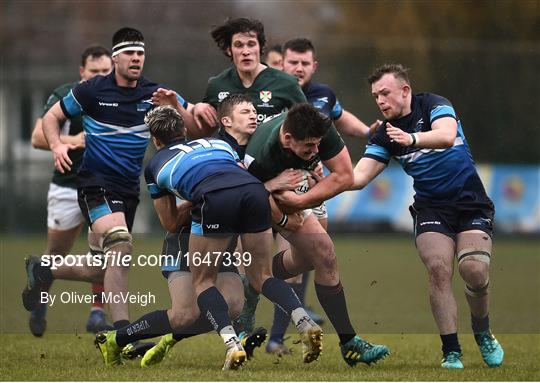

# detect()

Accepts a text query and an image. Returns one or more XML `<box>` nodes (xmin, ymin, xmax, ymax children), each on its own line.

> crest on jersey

<box><xmin>218</xmin><ymin>91</ymin><xmax>230</xmax><ymax>102</ymax></box>
<box><xmin>260</xmin><ymin>90</ymin><xmax>272</xmax><ymax>103</ymax></box>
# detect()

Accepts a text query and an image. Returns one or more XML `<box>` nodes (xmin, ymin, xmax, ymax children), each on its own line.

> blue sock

<box><xmin>269</xmin><ymin>283</ymin><xmax>304</xmax><ymax>343</ymax></box>
<box><xmin>172</xmin><ymin>313</ymin><xmax>214</xmax><ymax>341</ymax></box>
<box><xmin>196</xmin><ymin>286</ymin><xmax>232</xmax><ymax>334</ymax></box>
<box><xmin>261</xmin><ymin>278</ymin><xmax>302</xmax><ymax>317</ymax></box>
<box><xmin>115</xmin><ymin>310</ymin><xmax>173</xmax><ymax>347</ymax></box>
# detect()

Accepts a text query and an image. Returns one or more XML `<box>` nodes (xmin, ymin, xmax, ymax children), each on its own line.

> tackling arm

<box><xmin>275</xmin><ymin>146</ymin><xmax>353</xmax><ymax>210</ymax></box>
<box><xmin>351</xmin><ymin>157</ymin><xmax>387</xmax><ymax>190</ymax></box>
<box><xmin>386</xmin><ymin>117</ymin><xmax>457</xmax><ymax>149</ymax></box>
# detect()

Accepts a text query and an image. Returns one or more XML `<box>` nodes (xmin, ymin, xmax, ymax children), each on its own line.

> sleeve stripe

<box><xmin>430</xmin><ymin>105</ymin><xmax>456</xmax><ymax>122</ymax></box>
<box><xmin>364</xmin><ymin>153</ymin><xmax>390</xmax><ymax>164</ymax></box>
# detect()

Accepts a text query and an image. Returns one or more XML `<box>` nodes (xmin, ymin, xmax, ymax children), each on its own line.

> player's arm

<box><xmin>386</xmin><ymin>117</ymin><xmax>457</xmax><ymax>149</ymax></box>
<box><xmin>31</xmin><ymin>118</ymin><xmax>85</xmax><ymax>150</ymax></box>
<box><xmin>269</xmin><ymin>194</ymin><xmax>304</xmax><ymax>231</ymax></box>
<box><xmin>335</xmin><ymin>110</ymin><xmax>381</xmax><ymax>138</ymax></box>
<box><xmin>153</xmin><ymin>194</ymin><xmax>193</xmax><ymax>232</ymax></box>
<box><xmin>42</xmin><ymin>101</ymin><xmax>76</xmax><ymax>173</ymax></box>
<box><xmin>350</xmin><ymin>157</ymin><xmax>387</xmax><ymax>190</ymax></box>
<box><xmin>275</xmin><ymin>146</ymin><xmax>353</xmax><ymax>210</ymax></box>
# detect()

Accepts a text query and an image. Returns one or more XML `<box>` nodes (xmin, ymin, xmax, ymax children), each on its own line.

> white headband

<box><xmin>112</xmin><ymin>41</ymin><xmax>145</xmax><ymax>56</ymax></box>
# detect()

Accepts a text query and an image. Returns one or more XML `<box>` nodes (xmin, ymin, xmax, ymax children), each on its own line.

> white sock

<box><xmin>219</xmin><ymin>325</ymin><xmax>237</xmax><ymax>345</ymax></box>
<box><xmin>291</xmin><ymin>307</ymin><xmax>310</xmax><ymax>330</ymax></box>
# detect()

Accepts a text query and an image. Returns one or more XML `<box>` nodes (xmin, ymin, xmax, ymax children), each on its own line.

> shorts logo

<box><xmin>472</xmin><ymin>218</ymin><xmax>492</xmax><ymax>226</ymax></box>
<box><xmin>419</xmin><ymin>220</ymin><xmax>441</xmax><ymax>226</ymax></box>
<box><xmin>218</xmin><ymin>92</ymin><xmax>230</xmax><ymax>102</ymax></box>
<box><xmin>260</xmin><ymin>90</ymin><xmax>272</xmax><ymax>103</ymax></box>
<box><xmin>111</xmin><ymin>200</ymin><xmax>123</xmax><ymax>204</ymax></box>
<box><xmin>99</xmin><ymin>101</ymin><xmax>118</xmax><ymax>107</ymax></box>
<box><xmin>205</xmin><ymin>224</ymin><xmax>219</xmax><ymax>229</ymax></box>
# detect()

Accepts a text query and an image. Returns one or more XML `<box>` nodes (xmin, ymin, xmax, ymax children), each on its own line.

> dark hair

<box><xmin>81</xmin><ymin>45</ymin><xmax>111</xmax><ymax>67</ymax></box>
<box><xmin>283</xmin><ymin>38</ymin><xmax>316</xmax><ymax>58</ymax></box>
<box><xmin>112</xmin><ymin>27</ymin><xmax>144</xmax><ymax>47</ymax></box>
<box><xmin>144</xmin><ymin>106</ymin><xmax>186</xmax><ymax>144</ymax></box>
<box><xmin>266</xmin><ymin>44</ymin><xmax>282</xmax><ymax>55</ymax></box>
<box><xmin>211</xmin><ymin>17</ymin><xmax>266</xmax><ymax>57</ymax></box>
<box><xmin>217</xmin><ymin>94</ymin><xmax>254</xmax><ymax>120</ymax></box>
<box><xmin>368</xmin><ymin>63</ymin><xmax>410</xmax><ymax>85</ymax></box>
<box><xmin>283</xmin><ymin>103</ymin><xmax>332</xmax><ymax>140</ymax></box>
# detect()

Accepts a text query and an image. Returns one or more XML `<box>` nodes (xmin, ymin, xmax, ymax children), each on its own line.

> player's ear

<box><xmin>402</xmin><ymin>84</ymin><xmax>411</xmax><ymax>99</ymax></box>
<box><xmin>79</xmin><ymin>66</ymin><xmax>85</xmax><ymax>79</ymax></box>
<box><xmin>226</xmin><ymin>47</ymin><xmax>232</xmax><ymax>58</ymax></box>
<box><xmin>221</xmin><ymin>116</ymin><xmax>232</xmax><ymax>127</ymax></box>
<box><xmin>313</xmin><ymin>60</ymin><xmax>318</xmax><ymax>72</ymax></box>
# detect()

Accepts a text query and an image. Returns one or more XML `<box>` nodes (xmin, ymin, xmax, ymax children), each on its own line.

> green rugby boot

<box><xmin>141</xmin><ymin>333</ymin><xmax>177</xmax><ymax>367</ymax></box>
<box><xmin>95</xmin><ymin>331</ymin><xmax>123</xmax><ymax>366</ymax></box>
<box><xmin>441</xmin><ymin>351</ymin><xmax>464</xmax><ymax>369</ymax></box>
<box><xmin>340</xmin><ymin>335</ymin><xmax>390</xmax><ymax>366</ymax></box>
<box><xmin>475</xmin><ymin>331</ymin><xmax>504</xmax><ymax>367</ymax></box>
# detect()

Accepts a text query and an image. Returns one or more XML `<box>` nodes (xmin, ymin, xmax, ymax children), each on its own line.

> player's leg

<box><xmin>456</xmin><ymin>229</ymin><xmax>503</xmax><ymax>367</ymax></box>
<box><xmin>410</xmin><ymin>202</ymin><xmax>464</xmax><ymax>368</ymax></box>
<box><xmin>87</xmin><ymin>230</ymin><xmax>113</xmax><ymax>333</ymax></box>
<box><xmin>416</xmin><ymin>231</ymin><xmax>463</xmax><ymax>368</ymax></box>
<box><xmin>283</xmin><ymin>214</ymin><xmax>389</xmax><ymax>366</ymax></box>
<box><xmin>239</xmin><ymin>184</ymin><xmax>322</xmax><ymax>364</ymax></box>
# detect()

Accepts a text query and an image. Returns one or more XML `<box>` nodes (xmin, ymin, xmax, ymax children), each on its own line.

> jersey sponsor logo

<box><xmin>98</xmin><ymin>101</ymin><xmax>119</xmax><ymax>107</ymax></box>
<box><xmin>317</xmin><ymin>97</ymin><xmax>329</xmax><ymax>103</ymax></box>
<box><xmin>218</xmin><ymin>91</ymin><xmax>230</xmax><ymax>101</ymax></box>
<box><xmin>259</xmin><ymin>90</ymin><xmax>272</xmax><ymax>103</ymax></box>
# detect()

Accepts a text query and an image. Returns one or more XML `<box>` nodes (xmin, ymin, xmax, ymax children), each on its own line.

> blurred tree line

<box><xmin>1</xmin><ymin>0</ymin><xmax>539</xmax><ymax>165</ymax></box>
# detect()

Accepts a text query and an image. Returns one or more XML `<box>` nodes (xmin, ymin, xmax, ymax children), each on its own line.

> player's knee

<box><xmin>312</xmin><ymin>238</ymin><xmax>336</xmax><ymax>271</ymax></box>
<box><xmin>100</xmin><ymin>226</ymin><xmax>132</xmax><ymax>255</ymax></box>
<box><xmin>458</xmin><ymin>248</ymin><xmax>490</xmax><ymax>287</ymax></box>
<box><xmin>465</xmin><ymin>280</ymin><xmax>490</xmax><ymax>298</ymax></box>
<box><xmin>426</xmin><ymin>262</ymin><xmax>452</xmax><ymax>286</ymax></box>
<box><xmin>169</xmin><ymin>308</ymin><xmax>199</xmax><ymax>330</ymax></box>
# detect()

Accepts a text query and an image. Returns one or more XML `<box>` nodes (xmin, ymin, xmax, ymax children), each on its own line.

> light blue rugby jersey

<box><xmin>364</xmin><ymin>93</ymin><xmax>488</xmax><ymax>203</ymax></box>
<box><xmin>145</xmin><ymin>138</ymin><xmax>260</xmax><ymax>202</ymax></box>
<box><xmin>60</xmin><ymin>71</ymin><xmax>187</xmax><ymax>192</ymax></box>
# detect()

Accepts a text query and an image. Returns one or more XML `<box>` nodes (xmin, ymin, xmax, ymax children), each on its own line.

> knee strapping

<box><xmin>101</xmin><ymin>226</ymin><xmax>132</xmax><ymax>254</ymax></box>
<box><xmin>457</xmin><ymin>248</ymin><xmax>491</xmax><ymax>266</ymax></box>
<box><xmin>465</xmin><ymin>280</ymin><xmax>490</xmax><ymax>298</ymax></box>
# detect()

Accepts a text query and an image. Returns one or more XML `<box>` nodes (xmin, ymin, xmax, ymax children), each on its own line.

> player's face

<box><xmin>79</xmin><ymin>55</ymin><xmax>112</xmax><ymax>81</ymax></box>
<box><xmin>229</xmin><ymin>32</ymin><xmax>261</xmax><ymax>74</ymax></box>
<box><xmin>282</xmin><ymin>49</ymin><xmax>317</xmax><ymax>87</ymax></box>
<box><xmin>284</xmin><ymin>134</ymin><xmax>322</xmax><ymax>160</ymax></box>
<box><xmin>265</xmin><ymin>51</ymin><xmax>283</xmax><ymax>70</ymax></box>
<box><xmin>371</xmin><ymin>73</ymin><xmax>410</xmax><ymax>120</ymax></box>
<box><xmin>114</xmin><ymin>50</ymin><xmax>145</xmax><ymax>82</ymax></box>
<box><xmin>230</xmin><ymin>102</ymin><xmax>258</xmax><ymax>137</ymax></box>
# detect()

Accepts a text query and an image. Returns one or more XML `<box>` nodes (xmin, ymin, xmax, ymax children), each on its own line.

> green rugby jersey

<box><xmin>203</xmin><ymin>66</ymin><xmax>307</xmax><ymax>124</ymax></box>
<box><xmin>245</xmin><ymin>112</ymin><xmax>345</xmax><ymax>182</ymax></box>
<box><xmin>43</xmin><ymin>82</ymin><xmax>84</xmax><ymax>188</ymax></box>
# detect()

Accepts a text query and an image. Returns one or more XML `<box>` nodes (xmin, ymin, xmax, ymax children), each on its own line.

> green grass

<box><xmin>1</xmin><ymin>234</ymin><xmax>539</xmax><ymax>380</ymax></box>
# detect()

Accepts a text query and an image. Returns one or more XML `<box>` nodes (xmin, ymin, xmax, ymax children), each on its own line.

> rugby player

<box><xmin>96</xmin><ymin>105</ymin><xmax>323</xmax><ymax>370</ymax></box>
<box><xmin>28</xmin><ymin>45</ymin><xmax>113</xmax><ymax>336</ymax></box>
<box><xmin>24</xmin><ymin>27</ymin><xmax>195</xmax><ymax>357</ymax></box>
<box><xmin>351</xmin><ymin>63</ymin><xmax>504</xmax><ymax>368</ymax></box>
